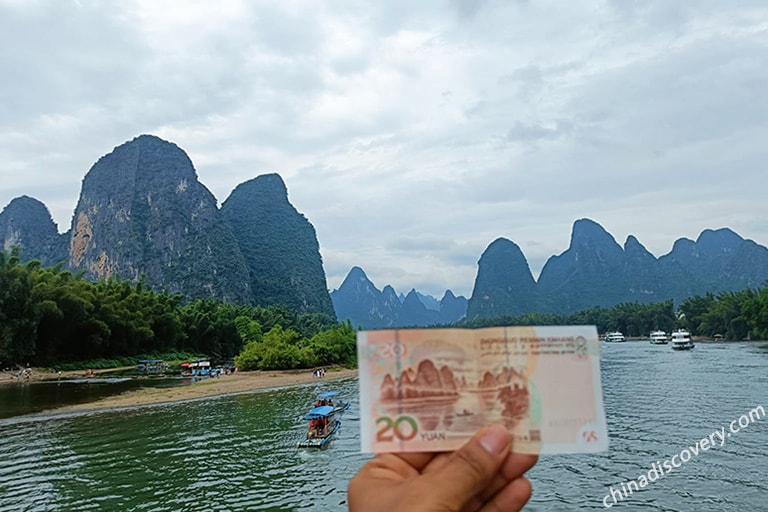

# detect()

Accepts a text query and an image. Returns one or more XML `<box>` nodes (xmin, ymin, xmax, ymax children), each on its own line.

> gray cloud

<box><xmin>1</xmin><ymin>0</ymin><xmax>766</xmax><ymax>298</ymax></box>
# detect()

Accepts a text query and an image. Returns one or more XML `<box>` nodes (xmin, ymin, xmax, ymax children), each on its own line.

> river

<box><xmin>0</xmin><ymin>341</ymin><xmax>766</xmax><ymax>511</ymax></box>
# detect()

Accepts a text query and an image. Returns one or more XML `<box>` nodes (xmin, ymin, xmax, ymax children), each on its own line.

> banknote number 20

<box><xmin>376</xmin><ymin>415</ymin><xmax>418</xmax><ymax>442</ymax></box>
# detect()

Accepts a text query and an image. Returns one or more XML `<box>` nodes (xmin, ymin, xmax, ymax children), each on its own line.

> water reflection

<box><xmin>0</xmin><ymin>376</ymin><xmax>184</xmax><ymax>419</ymax></box>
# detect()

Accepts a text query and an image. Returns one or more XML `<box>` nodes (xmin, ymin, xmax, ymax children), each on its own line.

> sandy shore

<box><xmin>3</xmin><ymin>367</ymin><xmax>358</xmax><ymax>414</ymax></box>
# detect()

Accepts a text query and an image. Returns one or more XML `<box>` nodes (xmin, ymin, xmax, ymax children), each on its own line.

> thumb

<box><xmin>423</xmin><ymin>425</ymin><xmax>511</xmax><ymax>507</ymax></box>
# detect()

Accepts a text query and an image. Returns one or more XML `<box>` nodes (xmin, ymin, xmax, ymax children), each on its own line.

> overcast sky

<box><xmin>1</xmin><ymin>1</ymin><xmax>767</xmax><ymax>298</ymax></box>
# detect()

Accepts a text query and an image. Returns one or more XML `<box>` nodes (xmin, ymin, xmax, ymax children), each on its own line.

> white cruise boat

<box><xmin>650</xmin><ymin>330</ymin><xmax>668</xmax><ymax>344</ymax></box>
<box><xmin>605</xmin><ymin>331</ymin><xmax>626</xmax><ymax>342</ymax></box>
<box><xmin>670</xmin><ymin>329</ymin><xmax>694</xmax><ymax>350</ymax></box>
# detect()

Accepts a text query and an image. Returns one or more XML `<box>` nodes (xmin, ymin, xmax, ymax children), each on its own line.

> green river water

<box><xmin>0</xmin><ymin>341</ymin><xmax>766</xmax><ymax>511</ymax></box>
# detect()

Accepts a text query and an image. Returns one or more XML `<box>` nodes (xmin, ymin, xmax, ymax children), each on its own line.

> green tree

<box><xmin>0</xmin><ymin>249</ymin><xmax>38</xmax><ymax>363</ymax></box>
<box><xmin>306</xmin><ymin>319</ymin><xmax>357</xmax><ymax>367</ymax></box>
<box><xmin>678</xmin><ymin>293</ymin><xmax>716</xmax><ymax>334</ymax></box>
<box><xmin>743</xmin><ymin>287</ymin><xmax>768</xmax><ymax>339</ymax></box>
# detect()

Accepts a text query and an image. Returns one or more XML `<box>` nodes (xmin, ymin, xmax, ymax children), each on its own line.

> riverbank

<box><xmin>6</xmin><ymin>367</ymin><xmax>358</xmax><ymax>414</ymax></box>
<box><xmin>0</xmin><ymin>366</ymin><xmax>138</xmax><ymax>385</ymax></box>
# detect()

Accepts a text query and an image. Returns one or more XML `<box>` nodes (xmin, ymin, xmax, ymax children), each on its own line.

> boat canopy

<box><xmin>304</xmin><ymin>405</ymin><xmax>335</xmax><ymax>419</ymax></box>
<box><xmin>317</xmin><ymin>391</ymin><xmax>339</xmax><ymax>398</ymax></box>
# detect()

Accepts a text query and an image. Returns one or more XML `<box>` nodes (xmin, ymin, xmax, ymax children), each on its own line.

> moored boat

<box><xmin>605</xmin><ymin>331</ymin><xmax>626</xmax><ymax>342</ymax></box>
<box><xmin>670</xmin><ymin>329</ymin><xmax>694</xmax><ymax>350</ymax></box>
<box><xmin>650</xmin><ymin>330</ymin><xmax>668</xmax><ymax>344</ymax></box>
<box><xmin>180</xmin><ymin>359</ymin><xmax>219</xmax><ymax>378</ymax></box>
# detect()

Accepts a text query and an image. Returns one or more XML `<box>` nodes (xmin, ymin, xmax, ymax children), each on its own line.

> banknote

<box><xmin>357</xmin><ymin>325</ymin><xmax>608</xmax><ymax>454</ymax></box>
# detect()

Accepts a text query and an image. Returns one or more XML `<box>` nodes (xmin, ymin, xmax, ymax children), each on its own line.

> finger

<box><xmin>397</xmin><ymin>452</ymin><xmax>441</xmax><ymax>472</ymax></box>
<box><xmin>478</xmin><ymin>476</ymin><xmax>533</xmax><ymax>512</ymax></box>
<box><xmin>423</xmin><ymin>441</ymin><xmax>537</xmax><ymax>481</ymax></box>
<box><xmin>501</xmin><ymin>453</ymin><xmax>538</xmax><ymax>480</ymax></box>
<box><xmin>419</xmin><ymin>451</ymin><xmax>453</xmax><ymax>474</ymax></box>
<box><xmin>361</xmin><ymin>453</ymin><xmax>435</xmax><ymax>480</ymax></box>
<box><xmin>348</xmin><ymin>454</ymin><xmax>427</xmax><ymax>511</ymax></box>
<box><xmin>461</xmin><ymin>452</ymin><xmax>539</xmax><ymax>508</ymax></box>
<box><xmin>420</xmin><ymin>425</ymin><xmax>512</xmax><ymax>507</ymax></box>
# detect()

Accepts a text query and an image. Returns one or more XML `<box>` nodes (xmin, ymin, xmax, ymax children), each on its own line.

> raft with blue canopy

<box><xmin>297</xmin><ymin>392</ymin><xmax>350</xmax><ymax>449</ymax></box>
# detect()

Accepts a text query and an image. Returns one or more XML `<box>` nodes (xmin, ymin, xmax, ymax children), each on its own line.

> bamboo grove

<box><xmin>2</xmin><ymin>247</ymin><xmax>768</xmax><ymax>369</ymax></box>
<box><xmin>0</xmin><ymin>248</ymin><xmax>355</xmax><ymax>370</ymax></box>
<box><xmin>460</xmin><ymin>289</ymin><xmax>768</xmax><ymax>340</ymax></box>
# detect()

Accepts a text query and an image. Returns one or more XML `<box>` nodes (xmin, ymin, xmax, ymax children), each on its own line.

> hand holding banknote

<box><xmin>357</xmin><ymin>325</ymin><xmax>608</xmax><ymax>454</ymax></box>
<box><xmin>348</xmin><ymin>424</ymin><xmax>537</xmax><ymax>512</ymax></box>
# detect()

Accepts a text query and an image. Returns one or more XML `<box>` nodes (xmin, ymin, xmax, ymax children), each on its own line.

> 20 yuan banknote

<box><xmin>357</xmin><ymin>325</ymin><xmax>608</xmax><ymax>454</ymax></box>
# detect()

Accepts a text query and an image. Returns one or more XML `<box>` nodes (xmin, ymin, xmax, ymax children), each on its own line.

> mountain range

<box><xmin>0</xmin><ymin>135</ymin><xmax>334</xmax><ymax>317</ymax></box>
<box><xmin>332</xmin><ymin>219</ymin><xmax>768</xmax><ymax>328</ymax></box>
<box><xmin>467</xmin><ymin>218</ymin><xmax>768</xmax><ymax>318</ymax></box>
<box><xmin>3</xmin><ymin>135</ymin><xmax>767</xmax><ymax>330</ymax></box>
<box><xmin>329</xmin><ymin>267</ymin><xmax>469</xmax><ymax>329</ymax></box>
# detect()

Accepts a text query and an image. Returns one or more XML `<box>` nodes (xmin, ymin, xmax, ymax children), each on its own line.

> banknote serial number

<box><xmin>376</xmin><ymin>415</ymin><xmax>418</xmax><ymax>442</ymax></box>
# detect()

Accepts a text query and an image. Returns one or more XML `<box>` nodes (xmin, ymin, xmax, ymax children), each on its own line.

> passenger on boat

<box><xmin>318</xmin><ymin>417</ymin><xmax>327</xmax><ymax>436</ymax></box>
<box><xmin>308</xmin><ymin>418</ymin><xmax>320</xmax><ymax>438</ymax></box>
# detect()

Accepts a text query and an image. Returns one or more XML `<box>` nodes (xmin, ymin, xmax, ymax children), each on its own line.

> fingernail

<box><xmin>479</xmin><ymin>425</ymin><xmax>511</xmax><ymax>455</ymax></box>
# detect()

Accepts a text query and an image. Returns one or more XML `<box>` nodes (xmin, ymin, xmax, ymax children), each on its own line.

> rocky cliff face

<box><xmin>537</xmin><ymin>219</ymin><xmax>626</xmax><ymax>312</ymax></box>
<box><xmin>466</xmin><ymin>238</ymin><xmax>537</xmax><ymax>319</ymax></box>
<box><xmin>67</xmin><ymin>134</ymin><xmax>251</xmax><ymax>303</ymax></box>
<box><xmin>220</xmin><ymin>173</ymin><xmax>335</xmax><ymax>317</ymax></box>
<box><xmin>1</xmin><ymin>136</ymin><xmax>338</xmax><ymax>313</ymax></box>
<box><xmin>621</xmin><ymin>235</ymin><xmax>671</xmax><ymax>301</ymax></box>
<box><xmin>0</xmin><ymin>196</ymin><xmax>68</xmax><ymax>266</ymax></box>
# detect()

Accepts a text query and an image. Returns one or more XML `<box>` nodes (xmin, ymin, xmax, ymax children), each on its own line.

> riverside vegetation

<box><xmin>0</xmin><ymin>247</ymin><xmax>354</xmax><ymax>371</ymax></box>
<box><xmin>2</xmin><ymin>247</ymin><xmax>768</xmax><ymax>371</ymax></box>
<box><xmin>459</xmin><ymin>287</ymin><xmax>768</xmax><ymax>341</ymax></box>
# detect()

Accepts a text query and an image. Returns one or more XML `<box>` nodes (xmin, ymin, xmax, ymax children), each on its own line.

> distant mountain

<box><xmin>0</xmin><ymin>196</ymin><xmax>67</xmax><ymax>266</ymax></box>
<box><xmin>397</xmin><ymin>289</ymin><xmax>442</xmax><ymax>327</ymax></box>
<box><xmin>398</xmin><ymin>291</ymin><xmax>441</xmax><ymax>311</ymax></box>
<box><xmin>466</xmin><ymin>218</ymin><xmax>768</xmax><ymax>319</ymax></box>
<box><xmin>657</xmin><ymin>228</ymin><xmax>768</xmax><ymax>297</ymax></box>
<box><xmin>331</xmin><ymin>267</ymin><xmax>468</xmax><ymax>328</ymax></box>
<box><xmin>221</xmin><ymin>174</ymin><xmax>335</xmax><ymax>317</ymax></box>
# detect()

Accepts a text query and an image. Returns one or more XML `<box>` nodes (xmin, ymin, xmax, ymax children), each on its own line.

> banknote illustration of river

<box><xmin>378</xmin><ymin>358</ymin><xmax>532</xmax><ymax>432</ymax></box>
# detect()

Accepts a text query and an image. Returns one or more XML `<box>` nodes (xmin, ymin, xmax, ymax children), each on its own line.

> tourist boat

<box><xmin>605</xmin><ymin>331</ymin><xmax>626</xmax><ymax>342</ymax></box>
<box><xmin>136</xmin><ymin>359</ymin><xmax>170</xmax><ymax>373</ymax></box>
<box><xmin>670</xmin><ymin>329</ymin><xmax>695</xmax><ymax>350</ymax></box>
<box><xmin>180</xmin><ymin>360</ymin><xmax>214</xmax><ymax>378</ymax></box>
<box><xmin>649</xmin><ymin>330</ymin><xmax>668</xmax><ymax>344</ymax></box>
<box><xmin>297</xmin><ymin>405</ymin><xmax>342</xmax><ymax>449</ymax></box>
<box><xmin>297</xmin><ymin>391</ymin><xmax>350</xmax><ymax>449</ymax></box>
<box><xmin>314</xmin><ymin>391</ymin><xmax>350</xmax><ymax>416</ymax></box>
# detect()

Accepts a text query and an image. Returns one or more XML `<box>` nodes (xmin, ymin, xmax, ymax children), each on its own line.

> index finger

<box><xmin>501</xmin><ymin>452</ymin><xmax>538</xmax><ymax>480</ymax></box>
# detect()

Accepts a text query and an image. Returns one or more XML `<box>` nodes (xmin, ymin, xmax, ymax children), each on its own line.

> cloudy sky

<box><xmin>1</xmin><ymin>0</ymin><xmax>766</xmax><ymax>298</ymax></box>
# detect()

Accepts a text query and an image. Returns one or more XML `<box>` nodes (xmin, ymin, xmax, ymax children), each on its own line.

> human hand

<box><xmin>348</xmin><ymin>424</ymin><xmax>538</xmax><ymax>512</ymax></box>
